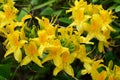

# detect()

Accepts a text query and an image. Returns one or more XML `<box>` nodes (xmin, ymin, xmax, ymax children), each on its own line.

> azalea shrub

<box><xmin>0</xmin><ymin>0</ymin><xmax>120</xmax><ymax>80</ymax></box>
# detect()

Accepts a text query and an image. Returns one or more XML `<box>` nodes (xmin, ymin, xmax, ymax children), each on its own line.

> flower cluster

<box><xmin>0</xmin><ymin>0</ymin><xmax>120</xmax><ymax>79</ymax></box>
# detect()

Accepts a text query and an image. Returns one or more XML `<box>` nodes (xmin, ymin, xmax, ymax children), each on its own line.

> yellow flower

<box><xmin>66</xmin><ymin>0</ymin><xmax>87</xmax><ymax>14</ymax></box>
<box><xmin>73</xmin><ymin>44</ymin><xmax>92</xmax><ymax>63</ymax></box>
<box><xmin>58</xmin><ymin>27</ymin><xmax>73</xmax><ymax>44</ymax></box>
<box><xmin>100</xmin><ymin>10</ymin><xmax>116</xmax><ymax>32</ymax></box>
<box><xmin>104</xmin><ymin>61</ymin><xmax>120</xmax><ymax>80</ymax></box>
<box><xmin>90</xmin><ymin>60</ymin><xmax>105</xmax><ymax>80</ymax></box>
<box><xmin>3</xmin><ymin>0</ymin><xmax>18</xmax><ymax>20</ymax></box>
<box><xmin>42</xmin><ymin>45</ymin><xmax>63</xmax><ymax>66</ymax></box>
<box><xmin>4</xmin><ymin>31</ymin><xmax>26</xmax><ymax>62</ymax></box>
<box><xmin>35</xmin><ymin>16</ymin><xmax>56</xmax><ymax>36</ymax></box>
<box><xmin>42</xmin><ymin>17</ymin><xmax>56</xmax><ymax>35</ymax></box>
<box><xmin>31</xmin><ymin>17</ymin><xmax>56</xmax><ymax>58</ymax></box>
<box><xmin>84</xmin><ymin>14</ymin><xmax>108</xmax><ymax>44</ymax></box>
<box><xmin>66</xmin><ymin>0</ymin><xmax>91</xmax><ymax>32</ymax></box>
<box><xmin>81</xmin><ymin>59</ymin><xmax>104</xmax><ymax>80</ymax></box>
<box><xmin>37</xmin><ymin>30</ymin><xmax>54</xmax><ymax>57</ymax></box>
<box><xmin>20</xmin><ymin>41</ymin><xmax>43</xmax><ymax>67</ymax></box>
<box><xmin>0</xmin><ymin>0</ymin><xmax>18</xmax><ymax>28</ymax></box>
<box><xmin>41</xmin><ymin>39</ymin><xmax>62</xmax><ymax>64</ymax></box>
<box><xmin>53</xmin><ymin>47</ymin><xmax>75</xmax><ymax>77</ymax></box>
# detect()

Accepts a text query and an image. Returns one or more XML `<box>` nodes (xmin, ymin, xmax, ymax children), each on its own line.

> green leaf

<box><xmin>108</xmin><ymin>4</ymin><xmax>118</xmax><ymax>10</ymax></box>
<box><xmin>104</xmin><ymin>51</ymin><xmax>115</xmax><ymax>65</ymax></box>
<box><xmin>92</xmin><ymin>0</ymin><xmax>99</xmax><ymax>3</ymax></box>
<box><xmin>0</xmin><ymin>64</ymin><xmax>12</xmax><ymax>79</ymax></box>
<box><xmin>114</xmin><ymin>35</ymin><xmax>120</xmax><ymax>39</ymax></box>
<box><xmin>97</xmin><ymin>67</ymin><xmax>104</xmax><ymax>73</ymax></box>
<box><xmin>53</xmin><ymin>10</ymin><xmax>62</xmax><ymax>16</ymax></box>
<box><xmin>0</xmin><ymin>75</ymin><xmax>7</xmax><ymax>80</ymax></box>
<box><xmin>17</xmin><ymin>8</ymin><xmax>28</xmax><ymax>21</ymax></box>
<box><xmin>31</xmin><ymin>0</ymin><xmax>39</xmax><ymax>5</ymax></box>
<box><xmin>76</xmin><ymin>70</ymin><xmax>82</xmax><ymax>79</ymax></box>
<box><xmin>58</xmin><ymin>17</ymin><xmax>72</xmax><ymax>24</ymax></box>
<box><xmin>85</xmin><ymin>44</ymin><xmax>92</xmax><ymax>52</ymax></box>
<box><xmin>32</xmin><ymin>0</ymin><xmax>56</xmax><ymax>10</ymax></box>
<box><xmin>40</xmin><ymin>7</ymin><xmax>54</xmax><ymax>16</ymax></box>
<box><xmin>115</xmin><ymin>5</ymin><xmax>120</xmax><ymax>12</ymax></box>
<box><xmin>114</xmin><ymin>0</ymin><xmax>120</xmax><ymax>4</ymax></box>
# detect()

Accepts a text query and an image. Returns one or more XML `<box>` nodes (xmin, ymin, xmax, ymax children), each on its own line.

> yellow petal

<box><xmin>21</xmin><ymin>15</ymin><xmax>32</xmax><ymax>23</ymax></box>
<box><xmin>96</xmin><ymin>32</ymin><xmax>106</xmax><ymax>42</ymax></box>
<box><xmin>84</xmin><ymin>62</ymin><xmax>92</xmax><ymax>74</ymax></box>
<box><xmin>114</xmin><ymin>65</ymin><xmax>120</xmax><ymax>76</ymax></box>
<box><xmin>96</xmin><ymin>71</ymin><xmax>107</xmax><ymax>80</ymax></box>
<box><xmin>85</xmin><ymin>33</ymin><xmax>94</xmax><ymax>42</ymax></box>
<box><xmin>98</xmin><ymin>41</ymin><xmax>104</xmax><ymax>53</ymax></box>
<box><xmin>42</xmin><ymin>54</ymin><xmax>52</xmax><ymax>64</ymax></box>
<box><xmin>107</xmin><ymin>25</ymin><xmax>116</xmax><ymax>32</ymax></box>
<box><xmin>64</xmin><ymin>65</ymin><xmax>74</xmax><ymax>77</ymax></box>
<box><xmin>4</xmin><ymin>46</ymin><xmax>15</xmax><ymax>58</ymax></box>
<box><xmin>31</xmin><ymin>56</ymin><xmax>43</xmax><ymax>67</ymax></box>
<box><xmin>53</xmin><ymin>56</ymin><xmax>62</xmax><ymax>67</ymax></box>
<box><xmin>20</xmin><ymin>56</ymin><xmax>31</xmax><ymax>66</ymax></box>
<box><xmin>38</xmin><ymin>45</ymin><xmax>45</xmax><ymax>57</ymax></box>
<box><xmin>53</xmin><ymin>67</ymin><xmax>62</xmax><ymax>76</ymax></box>
<box><xmin>68</xmin><ymin>53</ymin><xmax>76</xmax><ymax>64</ymax></box>
<box><xmin>81</xmin><ymin>69</ymin><xmax>87</xmax><ymax>75</ymax></box>
<box><xmin>20</xmin><ymin>40</ymin><xmax>28</xmax><ymax>47</ymax></box>
<box><xmin>14</xmin><ymin>48</ymin><xmax>22</xmax><ymax>62</ymax></box>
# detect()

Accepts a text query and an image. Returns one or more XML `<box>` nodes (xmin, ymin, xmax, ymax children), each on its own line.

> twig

<box><xmin>11</xmin><ymin>65</ymin><xmax>20</xmax><ymax>80</ymax></box>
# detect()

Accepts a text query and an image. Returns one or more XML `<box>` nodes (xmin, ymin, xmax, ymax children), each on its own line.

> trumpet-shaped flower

<box><xmin>66</xmin><ymin>0</ymin><xmax>91</xmax><ymax>33</ymax></box>
<box><xmin>0</xmin><ymin>0</ymin><xmax>18</xmax><ymax>28</ymax></box>
<box><xmin>53</xmin><ymin>48</ymin><xmax>75</xmax><ymax>77</ymax></box>
<box><xmin>58</xmin><ymin>27</ymin><xmax>73</xmax><ymax>45</ymax></box>
<box><xmin>35</xmin><ymin>16</ymin><xmax>56</xmax><ymax>36</ymax></box>
<box><xmin>20</xmin><ymin>41</ymin><xmax>43</xmax><ymax>67</ymax></box>
<box><xmin>3</xmin><ymin>0</ymin><xmax>18</xmax><ymax>20</ymax></box>
<box><xmin>81</xmin><ymin>59</ymin><xmax>105</xmax><ymax>80</ymax></box>
<box><xmin>41</xmin><ymin>17</ymin><xmax>56</xmax><ymax>36</ymax></box>
<box><xmin>42</xmin><ymin>45</ymin><xmax>63</xmax><ymax>66</ymax></box>
<box><xmin>103</xmin><ymin>61</ymin><xmax>120</xmax><ymax>80</ymax></box>
<box><xmin>37</xmin><ymin>30</ymin><xmax>55</xmax><ymax>57</ymax></box>
<box><xmin>4</xmin><ymin>31</ymin><xmax>26</xmax><ymax>62</ymax></box>
<box><xmin>100</xmin><ymin>10</ymin><xmax>116</xmax><ymax>32</ymax></box>
<box><xmin>72</xmin><ymin>44</ymin><xmax>93</xmax><ymax>63</ymax></box>
<box><xmin>84</xmin><ymin>14</ymin><xmax>105</xmax><ymax>41</ymax></box>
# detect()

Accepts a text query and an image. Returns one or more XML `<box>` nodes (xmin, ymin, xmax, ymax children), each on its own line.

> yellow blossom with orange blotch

<box><xmin>4</xmin><ymin>31</ymin><xmax>27</xmax><ymax>62</ymax></box>
<box><xmin>53</xmin><ymin>47</ymin><xmax>75</xmax><ymax>77</ymax></box>
<box><xmin>20</xmin><ymin>41</ymin><xmax>43</xmax><ymax>67</ymax></box>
